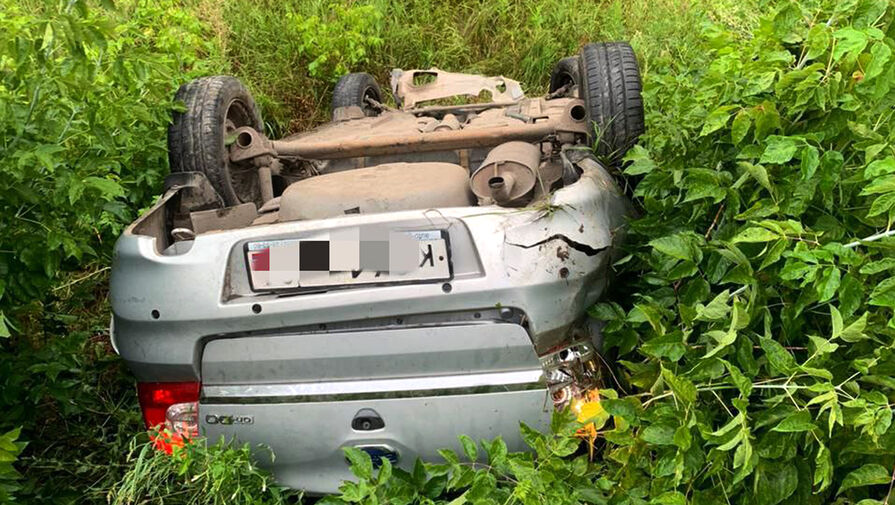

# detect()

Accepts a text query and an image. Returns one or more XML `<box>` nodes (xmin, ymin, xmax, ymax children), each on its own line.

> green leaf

<box><xmin>744</xmin><ymin>71</ymin><xmax>776</xmax><ymax>96</ymax></box>
<box><xmin>484</xmin><ymin>436</ymin><xmax>507</xmax><ymax>465</ymax></box>
<box><xmin>458</xmin><ymin>435</ymin><xmax>477</xmax><ymax>462</ymax></box>
<box><xmin>759</xmin><ymin>337</ymin><xmax>797</xmax><ymax>374</ymax></box>
<box><xmin>772</xmin><ymin>410</ymin><xmax>816</xmax><ymax>432</ymax></box>
<box><xmin>814</xmin><ymin>443</ymin><xmax>833</xmax><ymax>492</ymax></box>
<box><xmin>833</xmin><ymin>27</ymin><xmax>870</xmax><ymax>60</ymax></box>
<box><xmin>756</xmin><ymin>463</ymin><xmax>798</xmax><ymax>505</ymax></box>
<box><xmin>816</xmin><ymin>267</ymin><xmax>840</xmax><ymax>302</ymax></box>
<box><xmin>732</xmin><ymin>227</ymin><xmax>780</xmax><ymax>243</ymax></box>
<box><xmin>760</xmin><ymin>136</ymin><xmax>800</xmax><ymax>164</ymax></box>
<box><xmin>840</xmin><ymin>313</ymin><xmax>869</xmax><ymax>342</ymax></box>
<box><xmin>865</xmin><ymin>41</ymin><xmax>892</xmax><ymax>80</ymax></box>
<box><xmin>711</xmin><ymin>412</ymin><xmax>744</xmax><ymax>438</ymax></box>
<box><xmin>800</xmin><ymin>145</ymin><xmax>819</xmax><ymax>179</ymax></box>
<box><xmin>860</xmin><ymin>258</ymin><xmax>895</xmax><ymax>275</ymax></box>
<box><xmin>731</xmin><ymin>110</ymin><xmax>751</xmax><ymax>144</ymax></box>
<box><xmin>753</xmin><ymin>101</ymin><xmax>781</xmax><ymax>139</ymax></box>
<box><xmin>640</xmin><ymin>424</ymin><xmax>676</xmax><ymax>445</ymax></box>
<box><xmin>695</xmin><ymin>290</ymin><xmax>731</xmax><ymax>321</ymax></box>
<box><xmin>650</xmin><ymin>233</ymin><xmax>703</xmax><ymax>263</ymax></box>
<box><xmin>830</xmin><ymin>305</ymin><xmax>843</xmax><ymax>339</ymax></box>
<box><xmin>601</xmin><ymin>398</ymin><xmax>638</xmax><ymax>421</ymax></box>
<box><xmin>623</xmin><ymin>145</ymin><xmax>655</xmax><ymax>175</ymax></box>
<box><xmin>84</xmin><ymin>176</ymin><xmax>125</xmax><ymax>200</ymax></box>
<box><xmin>740</xmin><ymin>162</ymin><xmax>774</xmax><ymax>193</ymax></box>
<box><xmin>641</xmin><ymin>333</ymin><xmax>688</xmax><ymax>362</ymax></box>
<box><xmin>869</xmin><ymin>277</ymin><xmax>895</xmax><ymax>308</ymax></box>
<box><xmin>343</xmin><ymin>447</ymin><xmax>373</xmax><ymax>480</ymax></box>
<box><xmin>661</xmin><ymin>366</ymin><xmax>697</xmax><ymax>404</ymax></box>
<box><xmin>837</xmin><ymin>464</ymin><xmax>891</xmax><ymax>495</ymax></box>
<box><xmin>865</xmin><ymin>158</ymin><xmax>895</xmax><ymax>177</ymax></box>
<box><xmin>861</xmin><ymin>175</ymin><xmax>895</xmax><ymax>195</ymax></box>
<box><xmin>868</xmin><ymin>193</ymin><xmax>895</xmax><ymax>218</ymax></box>
<box><xmin>704</xmin><ymin>328</ymin><xmax>737</xmax><ymax>358</ymax></box>
<box><xmin>704</xmin><ymin>307</ymin><xmax>739</xmax><ymax>359</ymax></box>
<box><xmin>445</xmin><ymin>492</ymin><xmax>468</xmax><ymax>505</ymax></box>
<box><xmin>652</xmin><ymin>491</ymin><xmax>687</xmax><ymax>505</ymax></box>
<box><xmin>377</xmin><ymin>457</ymin><xmax>392</xmax><ymax>484</ymax></box>
<box><xmin>805</xmin><ymin>23</ymin><xmax>831</xmax><ymax>60</ymax></box>
<box><xmin>0</xmin><ymin>312</ymin><xmax>9</xmax><ymax>339</ymax></box>
<box><xmin>723</xmin><ymin>360</ymin><xmax>753</xmax><ymax>397</ymax></box>
<box><xmin>808</xmin><ymin>335</ymin><xmax>838</xmax><ymax>355</ymax></box>
<box><xmin>700</xmin><ymin>106</ymin><xmax>733</xmax><ymax>136</ymax></box>
<box><xmin>438</xmin><ymin>448</ymin><xmax>460</xmax><ymax>466</ymax></box>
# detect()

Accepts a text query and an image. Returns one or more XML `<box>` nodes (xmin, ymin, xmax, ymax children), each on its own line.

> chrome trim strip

<box><xmin>202</xmin><ymin>369</ymin><xmax>545</xmax><ymax>403</ymax></box>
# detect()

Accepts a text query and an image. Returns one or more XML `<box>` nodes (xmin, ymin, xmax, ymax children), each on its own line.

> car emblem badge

<box><xmin>205</xmin><ymin>414</ymin><xmax>254</xmax><ymax>425</ymax></box>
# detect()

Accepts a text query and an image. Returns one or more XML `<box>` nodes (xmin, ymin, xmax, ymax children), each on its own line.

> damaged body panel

<box><xmin>111</xmin><ymin>43</ymin><xmax>645</xmax><ymax>495</ymax></box>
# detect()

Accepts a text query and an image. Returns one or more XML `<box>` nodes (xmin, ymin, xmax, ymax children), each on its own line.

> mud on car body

<box><xmin>110</xmin><ymin>42</ymin><xmax>644</xmax><ymax>493</ymax></box>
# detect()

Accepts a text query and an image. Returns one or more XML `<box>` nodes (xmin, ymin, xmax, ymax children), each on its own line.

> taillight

<box><xmin>165</xmin><ymin>401</ymin><xmax>199</xmax><ymax>439</ymax></box>
<box><xmin>136</xmin><ymin>381</ymin><xmax>200</xmax><ymax>430</ymax></box>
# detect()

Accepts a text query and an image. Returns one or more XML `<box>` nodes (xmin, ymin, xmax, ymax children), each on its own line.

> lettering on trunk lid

<box><xmin>205</xmin><ymin>414</ymin><xmax>254</xmax><ymax>425</ymax></box>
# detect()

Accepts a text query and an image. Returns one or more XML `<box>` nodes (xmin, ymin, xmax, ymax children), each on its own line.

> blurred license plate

<box><xmin>246</xmin><ymin>229</ymin><xmax>450</xmax><ymax>291</ymax></box>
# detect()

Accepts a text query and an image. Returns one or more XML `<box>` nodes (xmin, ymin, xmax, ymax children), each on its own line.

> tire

<box><xmin>549</xmin><ymin>56</ymin><xmax>580</xmax><ymax>94</ymax></box>
<box><xmin>578</xmin><ymin>42</ymin><xmax>645</xmax><ymax>164</ymax></box>
<box><xmin>331</xmin><ymin>72</ymin><xmax>383</xmax><ymax>119</ymax></box>
<box><xmin>168</xmin><ymin>76</ymin><xmax>263</xmax><ymax>206</ymax></box>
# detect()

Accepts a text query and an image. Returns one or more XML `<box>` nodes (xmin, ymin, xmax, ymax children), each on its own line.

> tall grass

<box><xmin>211</xmin><ymin>0</ymin><xmax>760</xmax><ymax>133</ymax></box>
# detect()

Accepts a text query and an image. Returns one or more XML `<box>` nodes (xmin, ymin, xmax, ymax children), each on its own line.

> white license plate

<box><xmin>246</xmin><ymin>229</ymin><xmax>450</xmax><ymax>291</ymax></box>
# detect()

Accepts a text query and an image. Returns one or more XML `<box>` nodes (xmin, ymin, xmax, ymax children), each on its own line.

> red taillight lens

<box><xmin>137</xmin><ymin>381</ymin><xmax>200</xmax><ymax>429</ymax></box>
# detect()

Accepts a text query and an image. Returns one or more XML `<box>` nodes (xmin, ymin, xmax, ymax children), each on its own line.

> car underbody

<box><xmin>110</xmin><ymin>42</ymin><xmax>644</xmax><ymax>494</ymax></box>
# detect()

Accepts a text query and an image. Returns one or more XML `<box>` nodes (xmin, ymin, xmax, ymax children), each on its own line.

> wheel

<box><xmin>168</xmin><ymin>76</ymin><xmax>263</xmax><ymax>206</ymax></box>
<box><xmin>549</xmin><ymin>56</ymin><xmax>580</xmax><ymax>94</ymax></box>
<box><xmin>578</xmin><ymin>42</ymin><xmax>645</xmax><ymax>164</ymax></box>
<box><xmin>331</xmin><ymin>72</ymin><xmax>383</xmax><ymax>119</ymax></box>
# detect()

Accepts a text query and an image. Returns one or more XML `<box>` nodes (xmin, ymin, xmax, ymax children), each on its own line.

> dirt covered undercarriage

<box><xmin>111</xmin><ymin>42</ymin><xmax>644</xmax><ymax>493</ymax></box>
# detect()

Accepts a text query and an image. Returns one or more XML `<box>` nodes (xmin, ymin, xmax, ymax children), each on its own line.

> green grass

<box><xmin>209</xmin><ymin>0</ymin><xmax>761</xmax><ymax>133</ymax></box>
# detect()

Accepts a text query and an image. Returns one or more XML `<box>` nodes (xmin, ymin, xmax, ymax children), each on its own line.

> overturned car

<box><xmin>110</xmin><ymin>42</ymin><xmax>644</xmax><ymax>493</ymax></box>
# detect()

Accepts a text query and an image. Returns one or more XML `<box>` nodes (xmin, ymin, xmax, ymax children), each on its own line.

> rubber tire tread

<box><xmin>549</xmin><ymin>56</ymin><xmax>581</xmax><ymax>93</ymax></box>
<box><xmin>578</xmin><ymin>42</ymin><xmax>645</xmax><ymax>163</ymax></box>
<box><xmin>168</xmin><ymin>76</ymin><xmax>262</xmax><ymax>205</ymax></box>
<box><xmin>331</xmin><ymin>72</ymin><xmax>382</xmax><ymax>119</ymax></box>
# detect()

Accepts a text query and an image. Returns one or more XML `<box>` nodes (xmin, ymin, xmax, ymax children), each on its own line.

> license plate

<box><xmin>246</xmin><ymin>229</ymin><xmax>450</xmax><ymax>291</ymax></box>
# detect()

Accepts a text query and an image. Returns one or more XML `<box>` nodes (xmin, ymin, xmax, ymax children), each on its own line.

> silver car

<box><xmin>110</xmin><ymin>42</ymin><xmax>643</xmax><ymax>494</ymax></box>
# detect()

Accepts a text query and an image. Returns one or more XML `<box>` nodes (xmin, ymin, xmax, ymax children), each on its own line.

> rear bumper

<box><xmin>201</xmin><ymin>389</ymin><xmax>550</xmax><ymax>494</ymax></box>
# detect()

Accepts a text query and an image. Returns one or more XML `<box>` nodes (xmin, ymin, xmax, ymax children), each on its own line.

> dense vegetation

<box><xmin>1</xmin><ymin>0</ymin><xmax>894</xmax><ymax>504</ymax></box>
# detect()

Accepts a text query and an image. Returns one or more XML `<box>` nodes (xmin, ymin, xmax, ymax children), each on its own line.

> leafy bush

<box><xmin>290</xmin><ymin>4</ymin><xmax>383</xmax><ymax>82</ymax></box>
<box><xmin>0</xmin><ymin>0</ymin><xmax>225</xmax><ymax>322</ymax></box>
<box><xmin>0</xmin><ymin>1</ymin><xmax>226</xmax><ymax>502</ymax></box>
<box><xmin>0</xmin><ymin>312</ymin><xmax>142</xmax><ymax>503</ymax></box>
<box><xmin>592</xmin><ymin>1</ymin><xmax>895</xmax><ymax>501</ymax></box>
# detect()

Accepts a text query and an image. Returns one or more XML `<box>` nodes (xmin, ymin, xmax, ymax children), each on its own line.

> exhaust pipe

<box><xmin>470</xmin><ymin>141</ymin><xmax>541</xmax><ymax>206</ymax></box>
<box><xmin>488</xmin><ymin>174</ymin><xmax>515</xmax><ymax>205</ymax></box>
